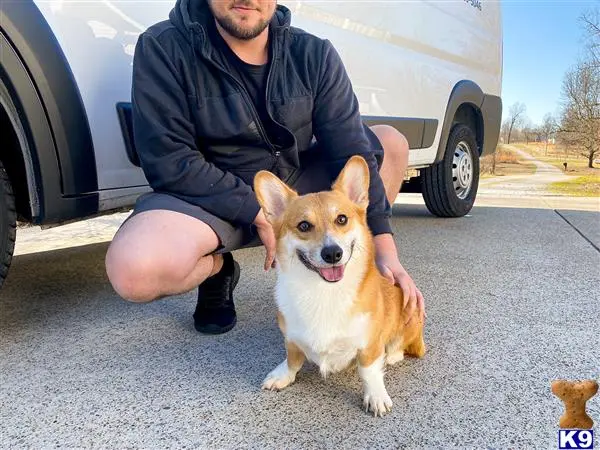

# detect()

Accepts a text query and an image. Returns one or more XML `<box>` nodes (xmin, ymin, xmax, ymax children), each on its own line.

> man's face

<box><xmin>208</xmin><ymin>0</ymin><xmax>277</xmax><ymax>40</ymax></box>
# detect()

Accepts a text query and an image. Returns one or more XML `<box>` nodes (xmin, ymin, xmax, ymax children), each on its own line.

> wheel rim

<box><xmin>452</xmin><ymin>141</ymin><xmax>474</xmax><ymax>200</ymax></box>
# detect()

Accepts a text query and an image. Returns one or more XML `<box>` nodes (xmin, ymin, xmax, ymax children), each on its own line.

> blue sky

<box><xmin>501</xmin><ymin>1</ymin><xmax>595</xmax><ymax>125</ymax></box>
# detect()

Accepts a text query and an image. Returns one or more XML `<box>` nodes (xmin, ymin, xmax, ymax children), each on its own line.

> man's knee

<box><xmin>105</xmin><ymin>234</ymin><xmax>200</xmax><ymax>303</ymax></box>
<box><xmin>105</xmin><ymin>241</ymin><xmax>168</xmax><ymax>303</ymax></box>
<box><xmin>370</xmin><ymin>124</ymin><xmax>409</xmax><ymax>164</ymax></box>
<box><xmin>105</xmin><ymin>210</ymin><xmax>220</xmax><ymax>302</ymax></box>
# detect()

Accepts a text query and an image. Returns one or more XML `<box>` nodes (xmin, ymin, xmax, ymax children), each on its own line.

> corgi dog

<box><xmin>253</xmin><ymin>155</ymin><xmax>426</xmax><ymax>417</ymax></box>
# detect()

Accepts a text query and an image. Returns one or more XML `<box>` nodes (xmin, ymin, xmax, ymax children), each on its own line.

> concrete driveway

<box><xmin>1</xmin><ymin>194</ymin><xmax>599</xmax><ymax>449</ymax></box>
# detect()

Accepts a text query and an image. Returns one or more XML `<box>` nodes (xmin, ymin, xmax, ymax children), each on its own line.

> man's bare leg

<box><xmin>105</xmin><ymin>210</ymin><xmax>222</xmax><ymax>303</ymax></box>
<box><xmin>370</xmin><ymin>125</ymin><xmax>410</xmax><ymax>205</ymax></box>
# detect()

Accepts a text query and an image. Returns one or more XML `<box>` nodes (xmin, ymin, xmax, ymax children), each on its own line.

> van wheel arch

<box><xmin>434</xmin><ymin>80</ymin><xmax>485</xmax><ymax>163</ymax></box>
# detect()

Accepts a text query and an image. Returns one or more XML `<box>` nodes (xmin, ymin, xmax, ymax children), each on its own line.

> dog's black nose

<box><xmin>321</xmin><ymin>245</ymin><xmax>343</xmax><ymax>264</ymax></box>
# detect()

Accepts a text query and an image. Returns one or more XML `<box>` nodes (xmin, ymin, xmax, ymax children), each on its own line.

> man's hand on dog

<box><xmin>254</xmin><ymin>209</ymin><xmax>277</xmax><ymax>271</ymax></box>
<box><xmin>374</xmin><ymin>234</ymin><xmax>425</xmax><ymax>324</ymax></box>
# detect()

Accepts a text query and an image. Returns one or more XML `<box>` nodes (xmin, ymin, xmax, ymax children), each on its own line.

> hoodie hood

<box><xmin>169</xmin><ymin>0</ymin><xmax>291</xmax><ymax>42</ymax></box>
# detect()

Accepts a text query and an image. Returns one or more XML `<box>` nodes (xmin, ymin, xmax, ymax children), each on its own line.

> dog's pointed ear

<box><xmin>332</xmin><ymin>155</ymin><xmax>370</xmax><ymax>209</ymax></box>
<box><xmin>254</xmin><ymin>170</ymin><xmax>298</xmax><ymax>222</ymax></box>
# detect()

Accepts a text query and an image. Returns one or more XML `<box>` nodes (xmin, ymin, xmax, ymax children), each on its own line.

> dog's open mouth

<box><xmin>296</xmin><ymin>244</ymin><xmax>354</xmax><ymax>283</ymax></box>
<box><xmin>318</xmin><ymin>265</ymin><xmax>345</xmax><ymax>282</ymax></box>
<box><xmin>297</xmin><ymin>250</ymin><xmax>345</xmax><ymax>282</ymax></box>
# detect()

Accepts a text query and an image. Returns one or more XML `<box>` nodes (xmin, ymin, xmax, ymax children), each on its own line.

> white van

<box><xmin>0</xmin><ymin>0</ymin><xmax>502</xmax><ymax>287</ymax></box>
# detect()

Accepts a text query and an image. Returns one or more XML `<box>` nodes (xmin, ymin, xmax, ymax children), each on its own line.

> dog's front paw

<box><xmin>261</xmin><ymin>361</ymin><xmax>296</xmax><ymax>391</ymax></box>
<box><xmin>363</xmin><ymin>388</ymin><xmax>393</xmax><ymax>417</ymax></box>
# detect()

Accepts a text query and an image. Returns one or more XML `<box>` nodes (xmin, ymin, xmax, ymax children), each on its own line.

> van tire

<box><xmin>0</xmin><ymin>160</ymin><xmax>16</xmax><ymax>288</ymax></box>
<box><xmin>421</xmin><ymin>124</ymin><xmax>479</xmax><ymax>217</ymax></box>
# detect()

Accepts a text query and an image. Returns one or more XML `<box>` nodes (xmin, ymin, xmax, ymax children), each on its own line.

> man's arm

<box><xmin>312</xmin><ymin>39</ymin><xmax>392</xmax><ymax>236</ymax></box>
<box><xmin>131</xmin><ymin>32</ymin><xmax>260</xmax><ymax>226</ymax></box>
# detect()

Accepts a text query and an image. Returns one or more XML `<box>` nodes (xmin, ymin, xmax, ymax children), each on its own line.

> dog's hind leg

<box><xmin>404</xmin><ymin>329</ymin><xmax>426</xmax><ymax>358</ymax></box>
<box><xmin>385</xmin><ymin>338</ymin><xmax>404</xmax><ymax>366</ymax></box>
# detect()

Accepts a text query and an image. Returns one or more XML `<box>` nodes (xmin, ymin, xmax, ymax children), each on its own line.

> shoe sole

<box><xmin>195</xmin><ymin>316</ymin><xmax>238</xmax><ymax>335</ymax></box>
<box><xmin>195</xmin><ymin>261</ymin><xmax>241</xmax><ymax>335</ymax></box>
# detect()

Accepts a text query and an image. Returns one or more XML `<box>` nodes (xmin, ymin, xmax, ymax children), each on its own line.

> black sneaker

<box><xmin>193</xmin><ymin>252</ymin><xmax>240</xmax><ymax>334</ymax></box>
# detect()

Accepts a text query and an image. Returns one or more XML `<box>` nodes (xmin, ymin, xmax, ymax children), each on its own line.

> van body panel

<box><xmin>285</xmin><ymin>0</ymin><xmax>502</xmax><ymax>166</ymax></box>
<box><xmin>24</xmin><ymin>0</ymin><xmax>501</xmax><ymax>212</ymax></box>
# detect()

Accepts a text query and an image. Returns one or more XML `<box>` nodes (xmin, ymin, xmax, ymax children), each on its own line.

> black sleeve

<box><xmin>312</xmin><ymin>40</ymin><xmax>392</xmax><ymax>236</ymax></box>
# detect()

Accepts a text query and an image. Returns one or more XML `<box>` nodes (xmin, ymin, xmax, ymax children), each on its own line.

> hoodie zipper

<box><xmin>196</xmin><ymin>29</ymin><xmax>279</xmax><ymax>156</ymax></box>
<box><xmin>264</xmin><ymin>32</ymin><xmax>283</xmax><ymax>169</ymax></box>
<box><xmin>220</xmin><ymin>67</ymin><xmax>278</xmax><ymax>155</ymax></box>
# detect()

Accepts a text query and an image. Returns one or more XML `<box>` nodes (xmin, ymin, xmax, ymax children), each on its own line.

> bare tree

<box><xmin>559</xmin><ymin>62</ymin><xmax>600</xmax><ymax>168</ymax></box>
<box><xmin>506</xmin><ymin>102</ymin><xmax>526</xmax><ymax>144</ymax></box>
<box><xmin>540</xmin><ymin>113</ymin><xmax>558</xmax><ymax>155</ymax></box>
<box><xmin>581</xmin><ymin>7</ymin><xmax>600</xmax><ymax>67</ymax></box>
<box><xmin>556</xmin><ymin>7</ymin><xmax>600</xmax><ymax>168</ymax></box>
<box><xmin>501</xmin><ymin>119</ymin><xmax>511</xmax><ymax>144</ymax></box>
<box><xmin>521</xmin><ymin>118</ymin><xmax>535</xmax><ymax>144</ymax></box>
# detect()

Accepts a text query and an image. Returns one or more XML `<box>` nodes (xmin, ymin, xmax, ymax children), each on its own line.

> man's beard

<box><xmin>212</xmin><ymin>3</ymin><xmax>273</xmax><ymax>40</ymax></box>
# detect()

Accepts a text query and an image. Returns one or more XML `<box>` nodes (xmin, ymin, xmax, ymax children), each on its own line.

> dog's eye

<box><xmin>297</xmin><ymin>221</ymin><xmax>313</xmax><ymax>232</ymax></box>
<box><xmin>336</xmin><ymin>214</ymin><xmax>348</xmax><ymax>226</ymax></box>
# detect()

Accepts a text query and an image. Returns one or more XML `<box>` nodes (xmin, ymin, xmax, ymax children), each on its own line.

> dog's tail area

<box><xmin>404</xmin><ymin>327</ymin><xmax>426</xmax><ymax>358</ymax></box>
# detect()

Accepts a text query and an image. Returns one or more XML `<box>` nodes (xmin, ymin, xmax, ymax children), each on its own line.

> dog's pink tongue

<box><xmin>319</xmin><ymin>265</ymin><xmax>345</xmax><ymax>282</ymax></box>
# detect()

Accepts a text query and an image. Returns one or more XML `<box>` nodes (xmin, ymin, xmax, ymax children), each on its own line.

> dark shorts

<box><xmin>125</xmin><ymin>132</ymin><xmax>383</xmax><ymax>254</ymax></box>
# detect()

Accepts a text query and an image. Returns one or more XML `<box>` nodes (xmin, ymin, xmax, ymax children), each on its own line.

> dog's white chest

<box><xmin>300</xmin><ymin>325</ymin><xmax>367</xmax><ymax>375</ymax></box>
<box><xmin>276</xmin><ymin>276</ymin><xmax>370</xmax><ymax>376</ymax></box>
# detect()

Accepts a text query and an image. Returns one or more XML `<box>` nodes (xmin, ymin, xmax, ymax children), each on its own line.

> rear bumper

<box><xmin>480</xmin><ymin>94</ymin><xmax>502</xmax><ymax>157</ymax></box>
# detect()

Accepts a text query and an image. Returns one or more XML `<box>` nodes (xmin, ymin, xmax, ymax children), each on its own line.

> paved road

<box><xmin>2</xmin><ymin>196</ymin><xmax>599</xmax><ymax>448</ymax></box>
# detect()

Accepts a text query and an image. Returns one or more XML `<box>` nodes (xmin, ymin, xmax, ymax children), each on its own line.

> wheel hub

<box><xmin>452</xmin><ymin>141</ymin><xmax>473</xmax><ymax>199</ymax></box>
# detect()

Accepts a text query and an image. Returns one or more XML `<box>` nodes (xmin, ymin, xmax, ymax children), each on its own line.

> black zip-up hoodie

<box><xmin>131</xmin><ymin>0</ymin><xmax>392</xmax><ymax>235</ymax></box>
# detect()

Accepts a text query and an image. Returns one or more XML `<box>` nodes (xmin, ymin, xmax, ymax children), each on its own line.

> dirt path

<box><xmin>479</xmin><ymin>144</ymin><xmax>569</xmax><ymax>196</ymax></box>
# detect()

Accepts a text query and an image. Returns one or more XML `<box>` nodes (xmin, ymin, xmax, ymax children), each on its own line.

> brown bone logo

<box><xmin>551</xmin><ymin>379</ymin><xmax>598</xmax><ymax>429</ymax></box>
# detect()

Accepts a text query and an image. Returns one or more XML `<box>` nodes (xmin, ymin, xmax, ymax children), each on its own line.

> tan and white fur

<box><xmin>254</xmin><ymin>155</ymin><xmax>426</xmax><ymax>417</ymax></box>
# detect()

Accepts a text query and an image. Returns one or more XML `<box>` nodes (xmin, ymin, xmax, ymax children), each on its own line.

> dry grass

<box><xmin>542</xmin><ymin>158</ymin><xmax>591</xmax><ymax>172</ymax></box>
<box><xmin>549</xmin><ymin>174</ymin><xmax>600</xmax><ymax>197</ymax></box>
<box><xmin>480</xmin><ymin>145</ymin><xmax>536</xmax><ymax>177</ymax></box>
